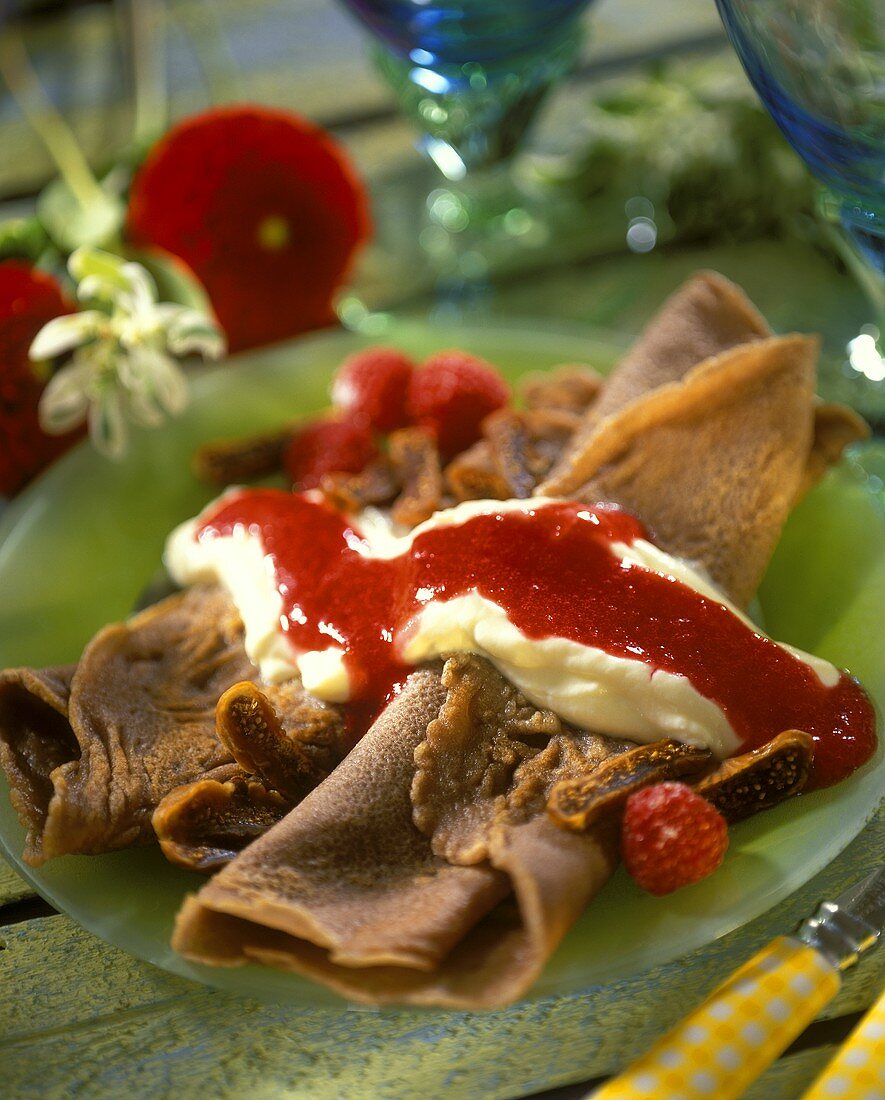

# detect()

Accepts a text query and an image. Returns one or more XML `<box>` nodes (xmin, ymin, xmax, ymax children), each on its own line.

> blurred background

<box><xmin>0</xmin><ymin>0</ymin><xmax>881</xmax><ymax>414</ymax></box>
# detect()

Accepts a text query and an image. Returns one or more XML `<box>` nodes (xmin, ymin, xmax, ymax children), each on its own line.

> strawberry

<box><xmin>331</xmin><ymin>347</ymin><xmax>415</xmax><ymax>433</ymax></box>
<box><xmin>406</xmin><ymin>350</ymin><xmax>509</xmax><ymax>460</ymax></box>
<box><xmin>284</xmin><ymin>416</ymin><xmax>378</xmax><ymax>490</ymax></box>
<box><xmin>621</xmin><ymin>781</ymin><xmax>729</xmax><ymax>895</ymax></box>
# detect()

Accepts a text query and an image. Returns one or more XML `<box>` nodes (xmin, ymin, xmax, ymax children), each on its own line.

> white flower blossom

<box><xmin>33</xmin><ymin>247</ymin><xmax>225</xmax><ymax>458</ymax></box>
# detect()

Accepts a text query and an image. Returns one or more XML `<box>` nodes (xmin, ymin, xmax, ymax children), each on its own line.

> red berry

<box><xmin>331</xmin><ymin>347</ymin><xmax>415</xmax><ymax>432</ymax></box>
<box><xmin>621</xmin><ymin>781</ymin><xmax>729</xmax><ymax>896</ymax></box>
<box><xmin>0</xmin><ymin>261</ymin><xmax>81</xmax><ymax>498</ymax></box>
<box><xmin>406</xmin><ymin>350</ymin><xmax>510</xmax><ymax>460</ymax></box>
<box><xmin>284</xmin><ymin>417</ymin><xmax>378</xmax><ymax>490</ymax></box>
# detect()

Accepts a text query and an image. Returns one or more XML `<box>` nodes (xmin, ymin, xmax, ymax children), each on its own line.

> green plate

<box><xmin>0</xmin><ymin>320</ymin><xmax>882</xmax><ymax>1008</ymax></box>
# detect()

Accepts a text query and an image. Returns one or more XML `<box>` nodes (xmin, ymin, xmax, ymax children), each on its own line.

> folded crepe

<box><xmin>542</xmin><ymin>334</ymin><xmax>819</xmax><ymax>606</ymax></box>
<box><xmin>546</xmin><ymin>271</ymin><xmax>770</xmax><ymax>473</ymax></box>
<box><xmin>0</xmin><ymin>586</ymin><xmax>257</xmax><ymax>863</ymax></box>
<box><xmin>0</xmin><ymin>270</ymin><xmax>868</xmax><ymax>1007</ymax></box>
<box><xmin>170</xmin><ymin>274</ymin><xmax>864</xmax><ymax>1007</ymax></box>
<box><xmin>174</xmin><ymin>657</ymin><xmax>629</xmax><ymax>1008</ymax></box>
<box><xmin>0</xmin><ymin>584</ymin><xmax>350</xmax><ymax>866</ymax></box>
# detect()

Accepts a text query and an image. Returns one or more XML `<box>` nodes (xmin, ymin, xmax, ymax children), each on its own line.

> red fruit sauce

<box><xmin>195</xmin><ymin>489</ymin><xmax>877</xmax><ymax>787</ymax></box>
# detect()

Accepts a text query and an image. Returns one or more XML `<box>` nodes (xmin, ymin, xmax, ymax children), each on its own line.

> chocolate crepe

<box><xmin>174</xmin><ymin>657</ymin><xmax>627</xmax><ymax>1008</ymax></box>
<box><xmin>545</xmin><ymin>271</ymin><xmax>770</xmax><ymax>480</ymax></box>
<box><xmin>542</xmin><ymin>273</ymin><xmax>866</xmax><ymax>516</ymax></box>
<box><xmin>1</xmin><ymin>270</ymin><xmax>866</xmax><ymax>1007</ymax></box>
<box><xmin>542</xmin><ymin>335</ymin><xmax>819</xmax><ymax>606</ymax></box>
<box><xmin>0</xmin><ymin>586</ymin><xmax>256</xmax><ymax>863</ymax></box>
<box><xmin>171</xmin><ymin>276</ymin><xmax>866</xmax><ymax>1006</ymax></box>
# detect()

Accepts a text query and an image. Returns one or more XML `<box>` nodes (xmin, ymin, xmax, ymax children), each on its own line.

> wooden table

<box><xmin>1</xmin><ymin>2</ymin><xmax>882</xmax><ymax>1097</ymax></box>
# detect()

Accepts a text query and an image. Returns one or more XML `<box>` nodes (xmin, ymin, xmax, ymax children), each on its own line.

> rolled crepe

<box><xmin>0</xmin><ymin>586</ymin><xmax>256</xmax><ymax>864</ymax></box>
<box><xmin>545</xmin><ymin>271</ymin><xmax>770</xmax><ymax>481</ymax></box>
<box><xmin>541</xmin><ymin>335</ymin><xmax>819</xmax><ymax>606</ymax></box>
<box><xmin>174</xmin><ymin>657</ymin><xmax>627</xmax><ymax>1008</ymax></box>
<box><xmin>543</xmin><ymin>273</ymin><xmax>866</xmax><ymax>519</ymax></box>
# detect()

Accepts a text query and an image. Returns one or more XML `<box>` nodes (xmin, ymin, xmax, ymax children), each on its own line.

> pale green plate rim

<box><xmin>0</xmin><ymin>318</ymin><xmax>882</xmax><ymax>1010</ymax></box>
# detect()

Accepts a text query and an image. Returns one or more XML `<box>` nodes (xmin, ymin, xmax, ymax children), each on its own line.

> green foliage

<box><xmin>543</xmin><ymin>58</ymin><xmax>818</xmax><ymax>247</ymax></box>
<box><xmin>36</xmin><ymin>177</ymin><xmax>125</xmax><ymax>254</ymax></box>
<box><xmin>0</xmin><ymin>216</ymin><xmax>50</xmax><ymax>263</ymax></box>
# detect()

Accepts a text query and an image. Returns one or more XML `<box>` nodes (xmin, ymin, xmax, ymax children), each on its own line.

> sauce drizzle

<box><xmin>197</xmin><ymin>489</ymin><xmax>876</xmax><ymax>787</ymax></box>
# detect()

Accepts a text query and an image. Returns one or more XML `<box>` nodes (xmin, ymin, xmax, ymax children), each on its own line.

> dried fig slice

<box><xmin>521</xmin><ymin>365</ymin><xmax>604</xmax><ymax>414</ymax></box>
<box><xmin>389</xmin><ymin>427</ymin><xmax>444</xmax><ymax>527</ymax></box>
<box><xmin>216</xmin><ymin>682</ymin><xmax>331</xmax><ymax>802</ymax></box>
<box><xmin>153</xmin><ymin>767</ymin><xmax>290</xmax><ymax>872</ymax></box>
<box><xmin>547</xmin><ymin>739</ymin><xmax>714</xmax><ymax>832</ymax></box>
<box><xmin>445</xmin><ymin>440</ymin><xmax>512</xmax><ymax>502</ymax></box>
<box><xmin>484</xmin><ymin>407</ymin><xmax>580</xmax><ymax>499</ymax></box>
<box><xmin>693</xmin><ymin>729</ymin><xmax>813</xmax><ymax>822</ymax></box>
<box><xmin>322</xmin><ymin>458</ymin><xmax>399</xmax><ymax>513</ymax></box>
<box><xmin>192</xmin><ymin>426</ymin><xmax>292</xmax><ymax>485</ymax></box>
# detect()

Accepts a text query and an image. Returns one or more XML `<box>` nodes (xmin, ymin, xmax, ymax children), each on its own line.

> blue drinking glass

<box><xmin>715</xmin><ymin>0</ymin><xmax>884</xmax><ymax>417</ymax></box>
<box><xmin>335</xmin><ymin>1</ymin><xmax>597</xmax><ymax>303</ymax></box>
<box><xmin>340</xmin><ymin>1</ymin><xmax>594</xmax><ymax>178</ymax></box>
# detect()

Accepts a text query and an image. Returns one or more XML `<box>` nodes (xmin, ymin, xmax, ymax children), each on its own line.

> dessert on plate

<box><xmin>0</xmin><ymin>272</ymin><xmax>877</xmax><ymax>1008</ymax></box>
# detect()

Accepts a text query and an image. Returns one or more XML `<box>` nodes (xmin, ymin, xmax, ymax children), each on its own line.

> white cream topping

<box><xmin>164</xmin><ymin>494</ymin><xmax>839</xmax><ymax>758</ymax></box>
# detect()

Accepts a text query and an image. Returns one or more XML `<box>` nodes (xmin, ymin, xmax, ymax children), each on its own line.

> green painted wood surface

<box><xmin>0</xmin><ymin>856</ymin><xmax>34</xmax><ymax>906</ymax></box>
<box><xmin>2</xmin><ymin>810</ymin><xmax>881</xmax><ymax>1099</ymax></box>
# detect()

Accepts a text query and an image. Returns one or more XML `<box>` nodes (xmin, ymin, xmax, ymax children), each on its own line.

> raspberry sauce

<box><xmin>196</xmin><ymin>489</ymin><xmax>877</xmax><ymax>787</ymax></box>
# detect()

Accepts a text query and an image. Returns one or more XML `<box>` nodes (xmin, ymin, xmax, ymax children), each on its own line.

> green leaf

<box><xmin>36</xmin><ymin>177</ymin><xmax>125</xmax><ymax>253</ymax></box>
<box><xmin>126</xmin><ymin>247</ymin><xmax>215</xmax><ymax>315</ymax></box>
<box><xmin>68</xmin><ymin>247</ymin><xmax>131</xmax><ymax>295</ymax></box>
<box><xmin>0</xmin><ymin>217</ymin><xmax>50</xmax><ymax>263</ymax></box>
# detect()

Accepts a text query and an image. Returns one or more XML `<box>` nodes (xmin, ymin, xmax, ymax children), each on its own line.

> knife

<box><xmin>592</xmin><ymin>868</ymin><xmax>884</xmax><ymax>1099</ymax></box>
<box><xmin>800</xmin><ymin>984</ymin><xmax>885</xmax><ymax>1099</ymax></box>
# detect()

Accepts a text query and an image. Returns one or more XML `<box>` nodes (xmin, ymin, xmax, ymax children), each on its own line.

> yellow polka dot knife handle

<box><xmin>800</xmin><ymin>986</ymin><xmax>885</xmax><ymax>1100</ymax></box>
<box><xmin>593</xmin><ymin>936</ymin><xmax>840</xmax><ymax>1100</ymax></box>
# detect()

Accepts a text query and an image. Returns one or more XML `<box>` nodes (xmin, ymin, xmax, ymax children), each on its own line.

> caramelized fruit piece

<box><xmin>388</xmin><ymin>427</ymin><xmax>444</xmax><ymax>527</ymax></box>
<box><xmin>694</xmin><ymin>729</ymin><xmax>813</xmax><ymax>822</ymax></box>
<box><xmin>323</xmin><ymin>427</ymin><xmax>445</xmax><ymax>526</ymax></box>
<box><xmin>153</xmin><ymin>767</ymin><xmax>290</xmax><ymax>872</ymax></box>
<box><xmin>521</xmin><ymin>364</ymin><xmax>603</xmax><ymax>414</ymax></box>
<box><xmin>547</xmin><ymin>739</ymin><xmax>714</xmax><ymax>832</ymax></box>
<box><xmin>192</xmin><ymin>426</ymin><xmax>292</xmax><ymax>485</ymax></box>
<box><xmin>322</xmin><ymin>458</ymin><xmax>399</xmax><ymax>513</ymax></box>
<box><xmin>445</xmin><ymin>440</ymin><xmax>512</xmax><ymax>502</ymax></box>
<box><xmin>216</xmin><ymin>682</ymin><xmax>331</xmax><ymax>802</ymax></box>
<box><xmin>445</xmin><ymin>407</ymin><xmax>580</xmax><ymax>503</ymax></box>
<box><xmin>484</xmin><ymin>407</ymin><xmax>581</xmax><ymax>499</ymax></box>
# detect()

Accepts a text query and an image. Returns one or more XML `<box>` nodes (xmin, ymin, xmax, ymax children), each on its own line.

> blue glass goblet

<box><xmin>336</xmin><ymin>0</ymin><xmax>597</xmax><ymax>303</ymax></box>
<box><xmin>715</xmin><ymin>0</ymin><xmax>885</xmax><ymax>421</ymax></box>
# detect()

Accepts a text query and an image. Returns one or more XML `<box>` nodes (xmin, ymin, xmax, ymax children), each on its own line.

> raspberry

<box><xmin>406</xmin><ymin>350</ymin><xmax>510</xmax><ymax>460</ymax></box>
<box><xmin>621</xmin><ymin>781</ymin><xmax>729</xmax><ymax>896</ymax></box>
<box><xmin>284</xmin><ymin>417</ymin><xmax>378</xmax><ymax>490</ymax></box>
<box><xmin>331</xmin><ymin>347</ymin><xmax>415</xmax><ymax>432</ymax></box>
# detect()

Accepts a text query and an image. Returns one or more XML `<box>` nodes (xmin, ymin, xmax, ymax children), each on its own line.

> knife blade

<box><xmin>591</xmin><ymin>869</ymin><xmax>884</xmax><ymax>1099</ymax></box>
<box><xmin>797</xmin><ymin>867</ymin><xmax>884</xmax><ymax>969</ymax></box>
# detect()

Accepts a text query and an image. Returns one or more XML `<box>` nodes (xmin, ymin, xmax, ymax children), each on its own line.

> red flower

<box><xmin>126</xmin><ymin>106</ymin><xmax>371</xmax><ymax>353</ymax></box>
<box><xmin>0</xmin><ymin>261</ymin><xmax>80</xmax><ymax>497</ymax></box>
